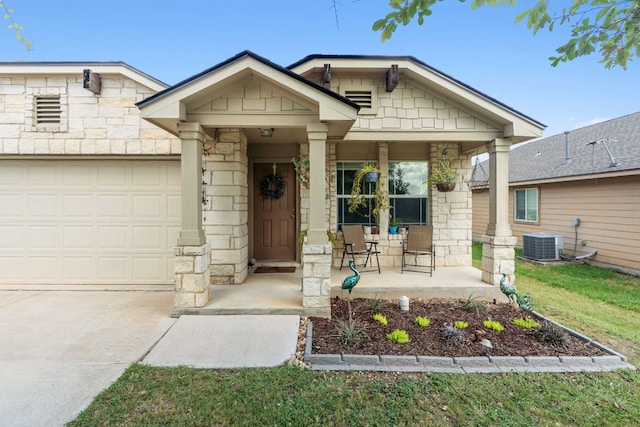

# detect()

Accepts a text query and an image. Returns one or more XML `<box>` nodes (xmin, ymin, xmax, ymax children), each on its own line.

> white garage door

<box><xmin>0</xmin><ymin>160</ymin><xmax>181</xmax><ymax>286</ymax></box>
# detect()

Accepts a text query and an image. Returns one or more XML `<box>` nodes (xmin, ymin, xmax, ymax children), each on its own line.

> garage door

<box><xmin>0</xmin><ymin>160</ymin><xmax>181</xmax><ymax>286</ymax></box>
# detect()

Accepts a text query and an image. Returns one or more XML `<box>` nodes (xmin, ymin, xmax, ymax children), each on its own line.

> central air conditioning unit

<box><xmin>523</xmin><ymin>233</ymin><xmax>564</xmax><ymax>261</ymax></box>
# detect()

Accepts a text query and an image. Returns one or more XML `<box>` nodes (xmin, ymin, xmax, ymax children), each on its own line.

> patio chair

<box><xmin>402</xmin><ymin>225</ymin><xmax>435</xmax><ymax>276</ymax></box>
<box><xmin>339</xmin><ymin>225</ymin><xmax>381</xmax><ymax>273</ymax></box>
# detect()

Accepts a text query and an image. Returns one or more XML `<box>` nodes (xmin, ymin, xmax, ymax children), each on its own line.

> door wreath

<box><xmin>261</xmin><ymin>174</ymin><xmax>286</xmax><ymax>199</ymax></box>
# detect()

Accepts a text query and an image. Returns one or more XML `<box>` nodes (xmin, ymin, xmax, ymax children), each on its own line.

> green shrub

<box><xmin>512</xmin><ymin>317</ymin><xmax>541</xmax><ymax>329</ymax></box>
<box><xmin>414</xmin><ymin>316</ymin><xmax>431</xmax><ymax>327</ymax></box>
<box><xmin>454</xmin><ymin>321</ymin><xmax>468</xmax><ymax>329</ymax></box>
<box><xmin>364</xmin><ymin>296</ymin><xmax>391</xmax><ymax>315</ymax></box>
<box><xmin>483</xmin><ymin>320</ymin><xmax>505</xmax><ymax>331</ymax></box>
<box><xmin>372</xmin><ymin>313</ymin><xmax>388</xmax><ymax>325</ymax></box>
<box><xmin>334</xmin><ymin>319</ymin><xmax>367</xmax><ymax>344</ymax></box>
<box><xmin>459</xmin><ymin>294</ymin><xmax>488</xmax><ymax>316</ymax></box>
<box><xmin>386</xmin><ymin>329</ymin><xmax>410</xmax><ymax>344</ymax></box>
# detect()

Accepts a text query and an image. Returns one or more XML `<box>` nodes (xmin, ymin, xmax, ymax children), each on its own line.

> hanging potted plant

<box><xmin>348</xmin><ymin>163</ymin><xmax>391</xmax><ymax>222</ymax></box>
<box><xmin>428</xmin><ymin>156</ymin><xmax>459</xmax><ymax>192</ymax></box>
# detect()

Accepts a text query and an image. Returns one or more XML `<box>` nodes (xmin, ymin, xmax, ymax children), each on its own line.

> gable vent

<box><xmin>35</xmin><ymin>96</ymin><xmax>62</xmax><ymax>124</ymax></box>
<box><xmin>344</xmin><ymin>90</ymin><xmax>373</xmax><ymax>109</ymax></box>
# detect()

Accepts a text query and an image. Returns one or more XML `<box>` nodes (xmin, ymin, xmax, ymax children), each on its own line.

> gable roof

<box><xmin>137</xmin><ymin>51</ymin><xmax>359</xmax><ymax>110</ymax></box>
<box><xmin>136</xmin><ymin>51</ymin><xmax>360</xmax><ymax>136</ymax></box>
<box><xmin>290</xmin><ymin>54</ymin><xmax>545</xmax><ymax>143</ymax></box>
<box><xmin>475</xmin><ymin>112</ymin><xmax>640</xmax><ymax>185</ymax></box>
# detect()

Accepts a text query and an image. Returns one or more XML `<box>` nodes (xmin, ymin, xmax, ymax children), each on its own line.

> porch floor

<box><xmin>174</xmin><ymin>266</ymin><xmax>509</xmax><ymax>317</ymax></box>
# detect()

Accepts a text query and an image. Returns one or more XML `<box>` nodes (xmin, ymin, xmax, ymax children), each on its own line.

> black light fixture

<box><xmin>259</xmin><ymin>128</ymin><xmax>274</xmax><ymax>137</ymax></box>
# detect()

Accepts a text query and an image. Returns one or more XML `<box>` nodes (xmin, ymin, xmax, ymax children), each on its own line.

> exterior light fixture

<box><xmin>259</xmin><ymin>128</ymin><xmax>274</xmax><ymax>137</ymax></box>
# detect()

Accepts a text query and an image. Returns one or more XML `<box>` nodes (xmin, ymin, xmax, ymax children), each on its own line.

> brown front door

<box><xmin>253</xmin><ymin>162</ymin><xmax>296</xmax><ymax>261</ymax></box>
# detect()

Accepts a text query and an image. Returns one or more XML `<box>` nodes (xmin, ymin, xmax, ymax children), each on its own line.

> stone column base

<box><xmin>481</xmin><ymin>235</ymin><xmax>517</xmax><ymax>286</ymax></box>
<box><xmin>302</xmin><ymin>243</ymin><xmax>332</xmax><ymax>309</ymax></box>
<box><xmin>174</xmin><ymin>244</ymin><xmax>211</xmax><ymax>308</ymax></box>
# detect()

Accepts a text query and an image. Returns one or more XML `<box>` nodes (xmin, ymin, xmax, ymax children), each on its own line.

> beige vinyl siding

<box><xmin>471</xmin><ymin>190</ymin><xmax>489</xmax><ymax>238</ymax></box>
<box><xmin>473</xmin><ymin>175</ymin><xmax>640</xmax><ymax>270</ymax></box>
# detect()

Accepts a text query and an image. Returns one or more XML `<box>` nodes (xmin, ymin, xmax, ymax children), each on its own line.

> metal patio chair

<box><xmin>402</xmin><ymin>225</ymin><xmax>435</xmax><ymax>276</ymax></box>
<box><xmin>339</xmin><ymin>225</ymin><xmax>381</xmax><ymax>273</ymax></box>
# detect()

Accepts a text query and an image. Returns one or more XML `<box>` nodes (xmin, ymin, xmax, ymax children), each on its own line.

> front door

<box><xmin>253</xmin><ymin>162</ymin><xmax>296</xmax><ymax>261</ymax></box>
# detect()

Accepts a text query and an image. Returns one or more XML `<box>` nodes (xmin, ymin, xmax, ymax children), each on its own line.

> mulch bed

<box><xmin>309</xmin><ymin>297</ymin><xmax>607</xmax><ymax>358</ymax></box>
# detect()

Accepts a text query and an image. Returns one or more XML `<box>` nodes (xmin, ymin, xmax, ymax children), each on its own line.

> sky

<box><xmin>2</xmin><ymin>0</ymin><xmax>638</xmax><ymax>140</ymax></box>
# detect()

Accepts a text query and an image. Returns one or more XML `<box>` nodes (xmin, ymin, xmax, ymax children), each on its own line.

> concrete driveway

<box><xmin>0</xmin><ymin>290</ymin><xmax>175</xmax><ymax>427</ymax></box>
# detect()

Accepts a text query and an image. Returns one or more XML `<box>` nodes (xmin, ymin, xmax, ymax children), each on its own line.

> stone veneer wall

<box><xmin>430</xmin><ymin>143</ymin><xmax>473</xmax><ymax>266</ymax></box>
<box><xmin>203</xmin><ymin>129</ymin><xmax>249</xmax><ymax>284</ymax></box>
<box><xmin>0</xmin><ymin>74</ymin><xmax>179</xmax><ymax>156</ymax></box>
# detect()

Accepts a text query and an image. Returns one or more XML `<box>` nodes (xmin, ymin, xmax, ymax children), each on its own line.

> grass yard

<box><xmin>70</xmin><ymin>243</ymin><xmax>640</xmax><ymax>426</ymax></box>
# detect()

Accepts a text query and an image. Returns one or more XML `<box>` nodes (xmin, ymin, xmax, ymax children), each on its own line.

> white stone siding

<box><xmin>194</xmin><ymin>82</ymin><xmax>312</xmax><ymax>114</ymax></box>
<box><xmin>333</xmin><ymin>75</ymin><xmax>499</xmax><ymax>132</ymax></box>
<box><xmin>203</xmin><ymin>129</ymin><xmax>249</xmax><ymax>284</ymax></box>
<box><xmin>430</xmin><ymin>143</ymin><xmax>473</xmax><ymax>266</ymax></box>
<box><xmin>0</xmin><ymin>74</ymin><xmax>179</xmax><ymax>156</ymax></box>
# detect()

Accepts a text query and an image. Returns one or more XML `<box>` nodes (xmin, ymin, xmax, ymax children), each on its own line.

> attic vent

<box><xmin>344</xmin><ymin>90</ymin><xmax>373</xmax><ymax>109</ymax></box>
<box><xmin>35</xmin><ymin>96</ymin><xmax>62</xmax><ymax>124</ymax></box>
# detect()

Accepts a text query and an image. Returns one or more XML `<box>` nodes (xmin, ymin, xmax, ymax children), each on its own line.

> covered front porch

<box><xmin>173</xmin><ymin>265</ymin><xmax>510</xmax><ymax>317</ymax></box>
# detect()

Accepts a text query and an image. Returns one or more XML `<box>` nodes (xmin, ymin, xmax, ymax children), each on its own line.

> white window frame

<box><xmin>514</xmin><ymin>188</ymin><xmax>539</xmax><ymax>223</ymax></box>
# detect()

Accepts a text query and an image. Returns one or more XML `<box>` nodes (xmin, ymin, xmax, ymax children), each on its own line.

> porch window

<box><xmin>515</xmin><ymin>188</ymin><xmax>539</xmax><ymax>222</ymax></box>
<box><xmin>389</xmin><ymin>161</ymin><xmax>429</xmax><ymax>225</ymax></box>
<box><xmin>337</xmin><ymin>161</ymin><xmax>377</xmax><ymax>227</ymax></box>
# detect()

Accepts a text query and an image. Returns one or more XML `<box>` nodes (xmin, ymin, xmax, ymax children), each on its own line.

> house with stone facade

<box><xmin>0</xmin><ymin>51</ymin><xmax>544</xmax><ymax>315</ymax></box>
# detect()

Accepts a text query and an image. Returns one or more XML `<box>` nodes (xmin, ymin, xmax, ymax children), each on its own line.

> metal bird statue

<box><xmin>342</xmin><ymin>259</ymin><xmax>360</xmax><ymax>321</ymax></box>
<box><xmin>341</xmin><ymin>259</ymin><xmax>360</xmax><ymax>294</ymax></box>
<box><xmin>500</xmin><ymin>273</ymin><xmax>534</xmax><ymax>312</ymax></box>
<box><xmin>500</xmin><ymin>273</ymin><xmax>518</xmax><ymax>304</ymax></box>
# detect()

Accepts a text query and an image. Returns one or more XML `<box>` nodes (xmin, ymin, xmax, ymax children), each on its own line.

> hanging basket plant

<box><xmin>347</xmin><ymin>163</ymin><xmax>391</xmax><ymax>220</ymax></box>
<box><xmin>261</xmin><ymin>174</ymin><xmax>286</xmax><ymax>199</ymax></box>
<box><xmin>428</xmin><ymin>156</ymin><xmax>459</xmax><ymax>192</ymax></box>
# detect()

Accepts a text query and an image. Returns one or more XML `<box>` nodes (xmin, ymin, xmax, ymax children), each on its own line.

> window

<box><xmin>337</xmin><ymin>162</ymin><xmax>377</xmax><ymax>227</ymax></box>
<box><xmin>515</xmin><ymin>188</ymin><xmax>539</xmax><ymax>222</ymax></box>
<box><xmin>389</xmin><ymin>162</ymin><xmax>429</xmax><ymax>225</ymax></box>
<box><xmin>336</xmin><ymin>161</ymin><xmax>430</xmax><ymax>227</ymax></box>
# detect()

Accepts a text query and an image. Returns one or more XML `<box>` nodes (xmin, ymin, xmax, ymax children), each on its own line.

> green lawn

<box><xmin>69</xmin><ymin>243</ymin><xmax>640</xmax><ymax>426</ymax></box>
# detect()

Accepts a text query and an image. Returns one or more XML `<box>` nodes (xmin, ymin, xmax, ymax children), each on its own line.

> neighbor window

<box><xmin>514</xmin><ymin>188</ymin><xmax>539</xmax><ymax>222</ymax></box>
<box><xmin>388</xmin><ymin>161</ymin><xmax>429</xmax><ymax>225</ymax></box>
<box><xmin>337</xmin><ymin>162</ymin><xmax>377</xmax><ymax>227</ymax></box>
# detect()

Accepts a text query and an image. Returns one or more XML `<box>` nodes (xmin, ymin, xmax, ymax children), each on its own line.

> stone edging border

<box><xmin>304</xmin><ymin>311</ymin><xmax>637</xmax><ymax>373</ymax></box>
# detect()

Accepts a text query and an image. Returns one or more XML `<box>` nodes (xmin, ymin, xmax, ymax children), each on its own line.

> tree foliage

<box><xmin>1</xmin><ymin>1</ymin><xmax>31</xmax><ymax>51</ymax></box>
<box><xmin>373</xmin><ymin>0</ymin><xmax>640</xmax><ymax>69</ymax></box>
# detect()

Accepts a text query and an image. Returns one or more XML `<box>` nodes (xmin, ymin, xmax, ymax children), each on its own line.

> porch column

<box><xmin>174</xmin><ymin>122</ymin><xmax>210</xmax><ymax>310</ymax></box>
<box><xmin>177</xmin><ymin>122</ymin><xmax>206</xmax><ymax>246</ymax></box>
<box><xmin>482</xmin><ymin>137</ymin><xmax>517</xmax><ymax>286</ymax></box>
<box><xmin>302</xmin><ymin>122</ymin><xmax>331</xmax><ymax>311</ymax></box>
<box><xmin>306</xmin><ymin>122</ymin><xmax>329</xmax><ymax>244</ymax></box>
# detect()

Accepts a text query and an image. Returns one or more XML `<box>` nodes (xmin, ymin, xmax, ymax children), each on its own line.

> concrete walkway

<box><xmin>0</xmin><ymin>291</ymin><xmax>300</xmax><ymax>427</ymax></box>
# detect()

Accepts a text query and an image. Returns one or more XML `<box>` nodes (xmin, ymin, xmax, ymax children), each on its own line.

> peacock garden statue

<box><xmin>500</xmin><ymin>273</ymin><xmax>534</xmax><ymax>312</ymax></box>
<box><xmin>342</xmin><ymin>259</ymin><xmax>360</xmax><ymax>320</ymax></box>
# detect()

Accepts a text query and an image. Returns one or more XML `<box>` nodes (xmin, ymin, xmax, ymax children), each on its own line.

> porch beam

<box><xmin>306</xmin><ymin>122</ymin><xmax>329</xmax><ymax>244</ymax></box>
<box><xmin>177</xmin><ymin>122</ymin><xmax>206</xmax><ymax>246</ymax></box>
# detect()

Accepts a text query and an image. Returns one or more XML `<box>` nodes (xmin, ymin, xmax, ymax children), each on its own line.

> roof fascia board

<box><xmin>0</xmin><ymin>62</ymin><xmax>167</xmax><ymax>91</ymax></box>
<box><xmin>344</xmin><ymin>129</ymin><xmax>501</xmax><ymax>142</ymax></box>
<box><xmin>511</xmin><ymin>168</ymin><xmax>640</xmax><ymax>186</ymax></box>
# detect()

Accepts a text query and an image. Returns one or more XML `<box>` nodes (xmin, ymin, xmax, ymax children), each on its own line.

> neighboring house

<box><xmin>1</xmin><ymin>51</ymin><xmax>544</xmax><ymax>312</ymax></box>
<box><xmin>472</xmin><ymin>112</ymin><xmax>640</xmax><ymax>272</ymax></box>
